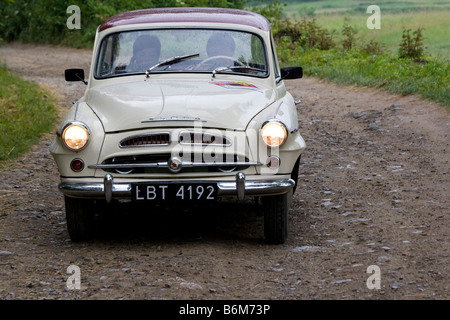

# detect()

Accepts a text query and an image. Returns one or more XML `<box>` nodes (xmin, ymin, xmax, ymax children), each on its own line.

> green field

<box><xmin>282</xmin><ymin>0</ymin><xmax>450</xmax><ymax>16</ymax></box>
<box><xmin>279</xmin><ymin>0</ymin><xmax>450</xmax><ymax>60</ymax></box>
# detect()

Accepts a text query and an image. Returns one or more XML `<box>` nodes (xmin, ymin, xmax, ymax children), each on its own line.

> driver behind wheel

<box><xmin>205</xmin><ymin>33</ymin><xmax>236</xmax><ymax>68</ymax></box>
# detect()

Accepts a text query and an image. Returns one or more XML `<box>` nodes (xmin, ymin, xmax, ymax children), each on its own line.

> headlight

<box><xmin>260</xmin><ymin>120</ymin><xmax>288</xmax><ymax>147</ymax></box>
<box><xmin>62</xmin><ymin>122</ymin><xmax>90</xmax><ymax>151</ymax></box>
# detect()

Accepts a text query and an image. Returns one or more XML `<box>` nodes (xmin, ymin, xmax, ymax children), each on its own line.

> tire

<box><xmin>64</xmin><ymin>196</ymin><xmax>96</xmax><ymax>242</ymax></box>
<box><xmin>263</xmin><ymin>190</ymin><xmax>291</xmax><ymax>244</ymax></box>
<box><xmin>291</xmin><ymin>156</ymin><xmax>301</xmax><ymax>194</ymax></box>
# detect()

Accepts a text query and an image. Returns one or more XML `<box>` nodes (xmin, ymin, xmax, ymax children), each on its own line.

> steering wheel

<box><xmin>195</xmin><ymin>55</ymin><xmax>244</xmax><ymax>70</ymax></box>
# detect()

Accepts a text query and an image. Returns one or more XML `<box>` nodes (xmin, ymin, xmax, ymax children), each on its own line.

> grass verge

<box><xmin>279</xmin><ymin>48</ymin><xmax>450</xmax><ymax>108</ymax></box>
<box><xmin>260</xmin><ymin>1</ymin><xmax>450</xmax><ymax>108</ymax></box>
<box><xmin>272</xmin><ymin>17</ymin><xmax>449</xmax><ymax>108</ymax></box>
<box><xmin>0</xmin><ymin>64</ymin><xmax>57</xmax><ymax>168</ymax></box>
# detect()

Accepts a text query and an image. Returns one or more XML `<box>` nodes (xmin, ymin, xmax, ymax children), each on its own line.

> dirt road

<box><xmin>0</xmin><ymin>43</ymin><xmax>448</xmax><ymax>300</ymax></box>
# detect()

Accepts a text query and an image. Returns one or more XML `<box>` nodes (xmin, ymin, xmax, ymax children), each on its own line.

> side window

<box><xmin>270</xmin><ymin>35</ymin><xmax>281</xmax><ymax>81</ymax></box>
<box><xmin>273</xmin><ymin>52</ymin><xmax>280</xmax><ymax>79</ymax></box>
<box><xmin>96</xmin><ymin>35</ymin><xmax>118</xmax><ymax>77</ymax></box>
<box><xmin>249</xmin><ymin>34</ymin><xmax>266</xmax><ymax>70</ymax></box>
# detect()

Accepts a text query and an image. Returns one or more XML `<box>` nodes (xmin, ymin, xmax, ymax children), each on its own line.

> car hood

<box><xmin>85</xmin><ymin>79</ymin><xmax>276</xmax><ymax>132</ymax></box>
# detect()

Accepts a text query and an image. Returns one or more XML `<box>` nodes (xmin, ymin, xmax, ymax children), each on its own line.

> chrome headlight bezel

<box><xmin>61</xmin><ymin>121</ymin><xmax>91</xmax><ymax>151</ymax></box>
<box><xmin>260</xmin><ymin>119</ymin><xmax>288</xmax><ymax>148</ymax></box>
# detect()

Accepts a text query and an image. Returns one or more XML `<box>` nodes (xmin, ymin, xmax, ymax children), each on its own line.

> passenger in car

<box><xmin>128</xmin><ymin>35</ymin><xmax>161</xmax><ymax>72</ymax></box>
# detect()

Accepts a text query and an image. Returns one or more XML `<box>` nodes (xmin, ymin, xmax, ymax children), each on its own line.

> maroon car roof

<box><xmin>98</xmin><ymin>7</ymin><xmax>271</xmax><ymax>32</ymax></box>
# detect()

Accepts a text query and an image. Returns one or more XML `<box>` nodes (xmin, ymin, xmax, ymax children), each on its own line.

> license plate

<box><xmin>131</xmin><ymin>183</ymin><xmax>217</xmax><ymax>201</ymax></box>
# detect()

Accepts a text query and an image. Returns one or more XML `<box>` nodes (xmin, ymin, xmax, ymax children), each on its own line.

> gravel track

<box><xmin>0</xmin><ymin>43</ymin><xmax>448</xmax><ymax>300</ymax></box>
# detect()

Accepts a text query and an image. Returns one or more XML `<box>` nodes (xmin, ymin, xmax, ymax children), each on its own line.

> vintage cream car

<box><xmin>50</xmin><ymin>7</ymin><xmax>305</xmax><ymax>244</ymax></box>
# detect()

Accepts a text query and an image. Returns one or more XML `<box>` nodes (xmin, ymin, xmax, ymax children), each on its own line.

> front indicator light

<box><xmin>62</xmin><ymin>122</ymin><xmax>90</xmax><ymax>151</ymax></box>
<box><xmin>70</xmin><ymin>158</ymin><xmax>85</xmax><ymax>172</ymax></box>
<box><xmin>261</xmin><ymin>120</ymin><xmax>288</xmax><ymax>147</ymax></box>
<box><xmin>266</xmin><ymin>155</ymin><xmax>281</xmax><ymax>169</ymax></box>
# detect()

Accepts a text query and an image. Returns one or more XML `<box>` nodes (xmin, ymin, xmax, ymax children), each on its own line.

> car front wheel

<box><xmin>263</xmin><ymin>190</ymin><xmax>291</xmax><ymax>244</ymax></box>
<box><xmin>64</xmin><ymin>196</ymin><xmax>95</xmax><ymax>242</ymax></box>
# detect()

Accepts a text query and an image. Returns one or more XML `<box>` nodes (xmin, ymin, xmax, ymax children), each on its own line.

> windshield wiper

<box><xmin>146</xmin><ymin>53</ymin><xmax>200</xmax><ymax>77</ymax></box>
<box><xmin>212</xmin><ymin>65</ymin><xmax>266</xmax><ymax>78</ymax></box>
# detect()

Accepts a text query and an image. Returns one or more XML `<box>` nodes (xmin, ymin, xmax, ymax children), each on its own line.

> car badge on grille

<box><xmin>168</xmin><ymin>157</ymin><xmax>182</xmax><ymax>173</ymax></box>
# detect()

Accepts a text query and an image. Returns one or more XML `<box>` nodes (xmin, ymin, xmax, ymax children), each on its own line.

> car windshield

<box><xmin>95</xmin><ymin>29</ymin><xmax>268</xmax><ymax>79</ymax></box>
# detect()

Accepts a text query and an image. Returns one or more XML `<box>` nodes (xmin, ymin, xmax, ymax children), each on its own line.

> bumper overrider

<box><xmin>59</xmin><ymin>172</ymin><xmax>295</xmax><ymax>203</ymax></box>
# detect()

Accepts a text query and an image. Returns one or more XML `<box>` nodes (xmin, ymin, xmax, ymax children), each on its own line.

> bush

<box><xmin>273</xmin><ymin>18</ymin><xmax>335</xmax><ymax>51</ymax></box>
<box><xmin>398</xmin><ymin>27</ymin><xmax>427</xmax><ymax>59</ymax></box>
<box><xmin>250</xmin><ymin>0</ymin><xmax>285</xmax><ymax>23</ymax></box>
<box><xmin>362</xmin><ymin>40</ymin><xmax>385</xmax><ymax>56</ymax></box>
<box><xmin>341</xmin><ymin>21</ymin><xmax>358</xmax><ymax>51</ymax></box>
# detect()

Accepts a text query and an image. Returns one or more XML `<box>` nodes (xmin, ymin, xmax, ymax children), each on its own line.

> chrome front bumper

<box><xmin>59</xmin><ymin>173</ymin><xmax>295</xmax><ymax>203</ymax></box>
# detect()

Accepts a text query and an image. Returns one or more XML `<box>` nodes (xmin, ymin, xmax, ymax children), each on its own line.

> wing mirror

<box><xmin>281</xmin><ymin>66</ymin><xmax>303</xmax><ymax>80</ymax></box>
<box><xmin>65</xmin><ymin>69</ymin><xmax>87</xmax><ymax>85</ymax></box>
